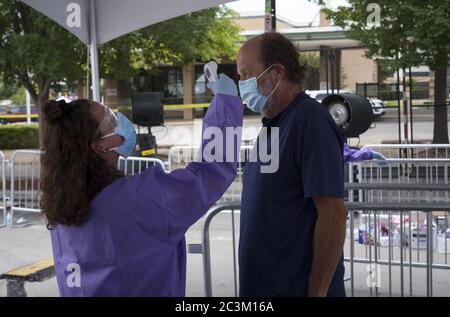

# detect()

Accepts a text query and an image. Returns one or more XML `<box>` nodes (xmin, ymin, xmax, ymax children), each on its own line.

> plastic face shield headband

<box><xmin>95</xmin><ymin>106</ymin><xmax>137</xmax><ymax>158</ymax></box>
<box><xmin>96</xmin><ymin>105</ymin><xmax>118</xmax><ymax>138</ymax></box>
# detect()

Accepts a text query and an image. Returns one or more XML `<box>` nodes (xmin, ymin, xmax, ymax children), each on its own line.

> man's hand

<box><xmin>307</xmin><ymin>197</ymin><xmax>348</xmax><ymax>297</ymax></box>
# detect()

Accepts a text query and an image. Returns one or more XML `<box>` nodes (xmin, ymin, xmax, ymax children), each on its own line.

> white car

<box><xmin>305</xmin><ymin>90</ymin><xmax>385</xmax><ymax>118</ymax></box>
<box><xmin>368</xmin><ymin>97</ymin><xmax>386</xmax><ymax>118</ymax></box>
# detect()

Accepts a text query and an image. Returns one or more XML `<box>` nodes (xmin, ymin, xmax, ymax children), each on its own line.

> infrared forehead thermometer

<box><xmin>204</xmin><ymin>61</ymin><xmax>218</xmax><ymax>82</ymax></box>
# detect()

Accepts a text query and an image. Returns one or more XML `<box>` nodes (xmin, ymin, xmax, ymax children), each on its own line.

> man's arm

<box><xmin>307</xmin><ymin>197</ymin><xmax>348</xmax><ymax>297</ymax></box>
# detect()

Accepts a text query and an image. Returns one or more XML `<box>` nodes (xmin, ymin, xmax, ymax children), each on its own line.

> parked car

<box><xmin>368</xmin><ymin>97</ymin><xmax>386</xmax><ymax>118</ymax></box>
<box><xmin>0</xmin><ymin>105</ymin><xmax>38</xmax><ymax>124</ymax></box>
<box><xmin>305</xmin><ymin>90</ymin><xmax>385</xmax><ymax>118</ymax></box>
<box><xmin>0</xmin><ymin>105</ymin><xmax>12</xmax><ymax>124</ymax></box>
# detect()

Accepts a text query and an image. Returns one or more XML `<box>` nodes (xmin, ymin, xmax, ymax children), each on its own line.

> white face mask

<box><xmin>238</xmin><ymin>64</ymin><xmax>280</xmax><ymax>113</ymax></box>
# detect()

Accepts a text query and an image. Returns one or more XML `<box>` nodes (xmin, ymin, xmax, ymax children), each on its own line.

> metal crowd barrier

<box><xmin>196</xmin><ymin>159</ymin><xmax>450</xmax><ymax>297</ymax></box>
<box><xmin>168</xmin><ymin>144</ymin><xmax>254</xmax><ymax>203</ymax></box>
<box><xmin>345</xmin><ymin>189</ymin><xmax>450</xmax><ymax>297</ymax></box>
<box><xmin>10</xmin><ymin>150</ymin><xmax>42</xmax><ymax>222</ymax></box>
<box><xmin>118</xmin><ymin>156</ymin><xmax>166</xmax><ymax>175</ymax></box>
<box><xmin>198</xmin><ymin>200</ymin><xmax>450</xmax><ymax>297</ymax></box>
<box><xmin>348</xmin><ymin>159</ymin><xmax>449</xmax><ymax>205</ymax></box>
<box><xmin>0</xmin><ymin>151</ymin><xmax>7</xmax><ymax>228</ymax></box>
<box><xmin>362</xmin><ymin>144</ymin><xmax>450</xmax><ymax>159</ymax></box>
<box><xmin>3</xmin><ymin>151</ymin><xmax>166</xmax><ymax>226</ymax></box>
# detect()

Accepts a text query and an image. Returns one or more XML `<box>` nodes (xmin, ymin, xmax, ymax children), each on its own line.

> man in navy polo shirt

<box><xmin>238</xmin><ymin>32</ymin><xmax>348</xmax><ymax>297</ymax></box>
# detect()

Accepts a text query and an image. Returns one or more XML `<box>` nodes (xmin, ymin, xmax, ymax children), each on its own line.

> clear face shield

<box><xmin>93</xmin><ymin>104</ymin><xmax>137</xmax><ymax>158</ymax></box>
<box><xmin>95</xmin><ymin>105</ymin><xmax>118</xmax><ymax>139</ymax></box>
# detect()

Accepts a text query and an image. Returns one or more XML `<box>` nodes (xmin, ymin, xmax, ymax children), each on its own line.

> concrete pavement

<box><xmin>1</xmin><ymin>211</ymin><xmax>450</xmax><ymax>297</ymax></box>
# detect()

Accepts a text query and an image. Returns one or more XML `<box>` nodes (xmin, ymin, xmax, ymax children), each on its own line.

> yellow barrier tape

<box><xmin>142</xmin><ymin>149</ymin><xmax>156</xmax><ymax>156</ymax></box>
<box><xmin>0</xmin><ymin>103</ymin><xmax>210</xmax><ymax>120</ymax></box>
<box><xmin>0</xmin><ymin>114</ymin><xmax>39</xmax><ymax>119</ymax></box>
<box><xmin>163</xmin><ymin>103</ymin><xmax>210</xmax><ymax>110</ymax></box>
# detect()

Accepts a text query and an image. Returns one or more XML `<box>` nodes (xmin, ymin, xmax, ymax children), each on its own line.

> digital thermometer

<box><xmin>204</xmin><ymin>61</ymin><xmax>218</xmax><ymax>82</ymax></box>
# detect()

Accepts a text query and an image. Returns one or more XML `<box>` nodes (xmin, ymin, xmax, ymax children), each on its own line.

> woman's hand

<box><xmin>207</xmin><ymin>73</ymin><xmax>238</xmax><ymax>97</ymax></box>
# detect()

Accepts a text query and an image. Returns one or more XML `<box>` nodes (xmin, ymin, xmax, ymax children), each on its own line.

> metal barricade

<box><xmin>10</xmin><ymin>150</ymin><xmax>42</xmax><ymax>223</ymax></box>
<box><xmin>362</xmin><ymin>144</ymin><xmax>450</xmax><ymax>159</ymax></box>
<box><xmin>168</xmin><ymin>145</ymin><xmax>254</xmax><ymax>203</ymax></box>
<box><xmin>349</xmin><ymin>159</ymin><xmax>449</xmax><ymax>204</ymax></box>
<box><xmin>118</xmin><ymin>156</ymin><xmax>166</xmax><ymax>175</ymax></box>
<box><xmin>201</xmin><ymin>203</ymin><xmax>241</xmax><ymax>297</ymax></box>
<box><xmin>198</xmin><ymin>159</ymin><xmax>450</xmax><ymax>297</ymax></box>
<box><xmin>0</xmin><ymin>151</ymin><xmax>7</xmax><ymax>227</ymax></box>
<box><xmin>6</xmin><ymin>152</ymin><xmax>166</xmax><ymax>226</ymax></box>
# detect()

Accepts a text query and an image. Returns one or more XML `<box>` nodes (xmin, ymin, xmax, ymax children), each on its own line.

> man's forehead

<box><xmin>238</xmin><ymin>40</ymin><xmax>262</xmax><ymax>71</ymax></box>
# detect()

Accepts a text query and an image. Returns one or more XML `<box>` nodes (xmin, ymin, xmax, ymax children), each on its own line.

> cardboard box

<box><xmin>358</xmin><ymin>224</ymin><xmax>401</xmax><ymax>247</ymax></box>
<box><xmin>435</xmin><ymin>233</ymin><xmax>450</xmax><ymax>254</ymax></box>
<box><xmin>410</xmin><ymin>227</ymin><xmax>437</xmax><ymax>249</ymax></box>
<box><xmin>379</xmin><ymin>233</ymin><xmax>401</xmax><ymax>247</ymax></box>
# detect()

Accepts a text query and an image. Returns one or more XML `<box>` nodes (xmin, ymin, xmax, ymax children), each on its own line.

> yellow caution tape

<box><xmin>0</xmin><ymin>103</ymin><xmax>210</xmax><ymax>119</ymax></box>
<box><xmin>142</xmin><ymin>149</ymin><xmax>156</xmax><ymax>156</ymax></box>
<box><xmin>163</xmin><ymin>103</ymin><xmax>210</xmax><ymax>110</ymax></box>
<box><xmin>0</xmin><ymin>114</ymin><xmax>39</xmax><ymax>119</ymax></box>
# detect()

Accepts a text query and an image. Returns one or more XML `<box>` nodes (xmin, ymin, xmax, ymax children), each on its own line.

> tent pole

<box><xmin>89</xmin><ymin>0</ymin><xmax>100</xmax><ymax>102</ymax></box>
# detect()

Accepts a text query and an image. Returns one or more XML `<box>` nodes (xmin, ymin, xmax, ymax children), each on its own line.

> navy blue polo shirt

<box><xmin>239</xmin><ymin>92</ymin><xmax>346</xmax><ymax>297</ymax></box>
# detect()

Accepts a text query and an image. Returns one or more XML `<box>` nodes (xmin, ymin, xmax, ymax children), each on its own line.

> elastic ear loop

<box><xmin>256</xmin><ymin>64</ymin><xmax>275</xmax><ymax>81</ymax></box>
<box><xmin>256</xmin><ymin>64</ymin><xmax>280</xmax><ymax>99</ymax></box>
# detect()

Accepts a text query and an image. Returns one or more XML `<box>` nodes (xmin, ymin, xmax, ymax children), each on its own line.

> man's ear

<box><xmin>275</xmin><ymin>64</ymin><xmax>286</xmax><ymax>81</ymax></box>
<box><xmin>90</xmin><ymin>141</ymin><xmax>104</xmax><ymax>154</ymax></box>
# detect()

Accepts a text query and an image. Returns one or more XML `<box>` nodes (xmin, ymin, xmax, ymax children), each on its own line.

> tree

<box><xmin>0</xmin><ymin>77</ymin><xmax>16</xmax><ymax>100</ymax></box>
<box><xmin>0</xmin><ymin>0</ymin><xmax>86</xmax><ymax>111</ymax></box>
<box><xmin>10</xmin><ymin>86</ymin><xmax>26</xmax><ymax>105</ymax></box>
<box><xmin>99</xmin><ymin>6</ymin><xmax>242</xmax><ymax>80</ymax></box>
<box><xmin>300</xmin><ymin>53</ymin><xmax>320</xmax><ymax>90</ymax></box>
<box><xmin>0</xmin><ymin>2</ymin><xmax>242</xmax><ymax>110</ymax></box>
<box><xmin>323</xmin><ymin>0</ymin><xmax>450</xmax><ymax>143</ymax></box>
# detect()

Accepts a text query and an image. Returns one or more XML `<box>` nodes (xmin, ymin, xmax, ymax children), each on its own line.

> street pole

<box><xmin>396</xmin><ymin>64</ymin><xmax>402</xmax><ymax>155</ymax></box>
<box><xmin>409</xmin><ymin>67</ymin><xmax>414</xmax><ymax>145</ymax></box>
<box><xmin>402</xmin><ymin>68</ymin><xmax>410</xmax><ymax>146</ymax></box>
<box><xmin>25</xmin><ymin>89</ymin><xmax>31</xmax><ymax>125</ymax></box>
<box><xmin>89</xmin><ymin>0</ymin><xmax>100</xmax><ymax>102</ymax></box>
<box><xmin>265</xmin><ymin>0</ymin><xmax>276</xmax><ymax>32</ymax></box>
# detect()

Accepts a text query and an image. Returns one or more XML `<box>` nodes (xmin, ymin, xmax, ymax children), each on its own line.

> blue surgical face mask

<box><xmin>102</xmin><ymin>112</ymin><xmax>136</xmax><ymax>158</ymax></box>
<box><xmin>239</xmin><ymin>64</ymin><xmax>280</xmax><ymax>113</ymax></box>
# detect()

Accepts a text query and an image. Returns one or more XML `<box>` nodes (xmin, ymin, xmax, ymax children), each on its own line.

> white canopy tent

<box><xmin>21</xmin><ymin>0</ymin><xmax>234</xmax><ymax>101</ymax></box>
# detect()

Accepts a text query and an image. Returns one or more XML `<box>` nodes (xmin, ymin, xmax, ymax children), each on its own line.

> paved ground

<box><xmin>1</xmin><ymin>108</ymin><xmax>449</xmax><ymax>297</ymax></box>
<box><xmin>1</xmin><ymin>211</ymin><xmax>449</xmax><ymax>297</ymax></box>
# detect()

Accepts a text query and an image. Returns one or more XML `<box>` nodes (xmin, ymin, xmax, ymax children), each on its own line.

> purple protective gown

<box><xmin>343</xmin><ymin>143</ymin><xmax>373</xmax><ymax>163</ymax></box>
<box><xmin>50</xmin><ymin>94</ymin><xmax>243</xmax><ymax>296</ymax></box>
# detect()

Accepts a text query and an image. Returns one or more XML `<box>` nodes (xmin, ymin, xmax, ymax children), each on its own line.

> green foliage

<box><xmin>100</xmin><ymin>6</ymin><xmax>243</xmax><ymax>79</ymax></box>
<box><xmin>0</xmin><ymin>78</ymin><xmax>16</xmax><ymax>100</ymax></box>
<box><xmin>0</xmin><ymin>0</ymin><xmax>87</xmax><ymax>107</ymax></box>
<box><xmin>322</xmin><ymin>0</ymin><xmax>450</xmax><ymax>142</ymax></box>
<box><xmin>10</xmin><ymin>86</ymin><xmax>26</xmax><ymax>105</ymax></box>
<box><xmin>300</xmin><ymin>53</ymin><xmax>320</xmax><ymax>90</ymax></box>
<box><xmin>322</xmin><ymin>0</ymin><xmax>450</xmax><ymax>71</ymax></box>
<box><xmin>0</xmin><ymin>124</ymin><xmax>39</xmax><ymax>149</ymax></box>
<box><xmin>0</xmin><ymin>2</ymin><xmax>242</xmax><ymax>104</ymax></box>
<box><xmin>300</xmin><ymin>53</ymin><xmax>320</xmax><ymax>69</ymax></box>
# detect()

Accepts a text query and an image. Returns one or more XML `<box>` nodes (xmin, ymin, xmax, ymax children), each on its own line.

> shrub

<box><xmin>0</xmin><ymin>124</ymin><xmax>39</xmax><ymax>149</ymax></box>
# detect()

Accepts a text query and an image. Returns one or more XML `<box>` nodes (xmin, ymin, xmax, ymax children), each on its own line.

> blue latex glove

<box><xmin>372</xmin><ymin>151</ymin><xmax>387</xmax><ymax>161</ymax></box>
<box><xmin>207</xmin><ymin>73</ymin><xmax>238</xmax><ymax>97</ymax></box>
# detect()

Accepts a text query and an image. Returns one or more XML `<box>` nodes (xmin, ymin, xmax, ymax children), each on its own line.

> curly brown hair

<box><xmin>40</xmin><ymin>99</ymin><xmax>123</xmax><ymax>229</ymax></box>
<box><xmin>258</xmin><ymin>32</ymin><xmax>308</xmax><ymax>86</ymax></box>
